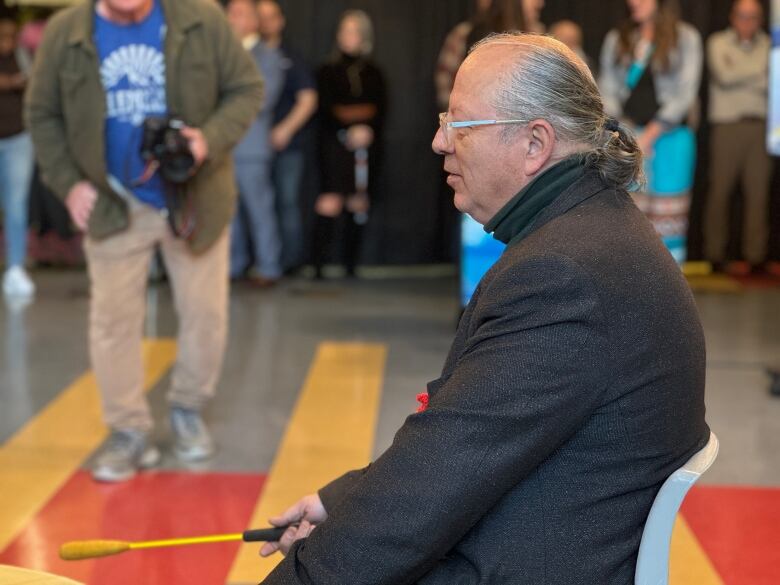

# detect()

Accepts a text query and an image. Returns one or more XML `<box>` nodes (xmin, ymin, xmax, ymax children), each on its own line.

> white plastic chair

<box><xmin>635</xmin><ymin>431</ymin><xmax>719</xmax><ymax>585</ymax></box>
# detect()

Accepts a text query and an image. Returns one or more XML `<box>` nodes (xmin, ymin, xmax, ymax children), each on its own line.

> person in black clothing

<box><xmin>312</xmin><ymin>10</ymin><xmax>385</xmax><ymax>278</ymax></box>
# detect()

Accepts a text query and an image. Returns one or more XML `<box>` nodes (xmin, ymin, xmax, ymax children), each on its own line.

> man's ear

<box><xmin>523</xmin><ymin>119</ymin><xmax>556</xmax><ymax>177</ymax></box>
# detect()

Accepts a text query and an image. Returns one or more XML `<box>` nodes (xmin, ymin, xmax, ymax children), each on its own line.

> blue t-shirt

<box><xmin>95</xmin><ymin>0</ymin><xmax>167</xmax><ymax>209</ymax></box>
<box><xmin>272</xmin><ymin>42</ymin><xmax>315</xmax><ymax>152</ymax></box>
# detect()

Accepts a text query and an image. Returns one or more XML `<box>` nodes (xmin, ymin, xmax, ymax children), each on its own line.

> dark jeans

<box><xmin>272</xmin><ymin>149</ymin><xmax>305</xmax><ymax>270</ymax></box>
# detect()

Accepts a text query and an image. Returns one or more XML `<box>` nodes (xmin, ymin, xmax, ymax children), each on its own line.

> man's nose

<box><xmin>432</xmin><ymin>127</ymin><xmax>451</xmax><ymax>156</ymax></box>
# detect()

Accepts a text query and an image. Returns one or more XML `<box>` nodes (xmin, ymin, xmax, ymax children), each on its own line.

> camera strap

<box><xmin>165</xmin><ymin>182</ymin><xmax>196</xmax><ymax>239</ymax></box>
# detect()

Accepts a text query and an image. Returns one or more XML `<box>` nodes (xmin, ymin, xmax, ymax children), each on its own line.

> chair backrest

<box><xmin>634</xmin><ymin>431</ymin><xmax>719</xmax><ymax>585</ymax></box>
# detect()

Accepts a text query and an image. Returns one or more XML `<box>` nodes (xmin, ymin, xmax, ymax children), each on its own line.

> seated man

<box><xmin>259</xmin><ymin>33</ymin><xmax>709</xmax><ymax>584</ymax></box>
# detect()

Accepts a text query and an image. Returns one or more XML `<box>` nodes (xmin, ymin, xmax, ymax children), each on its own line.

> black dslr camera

<box><xmin>139</xmin><ymin>117</ymin><xmax>195</xmax><ymax>184</ymax></box>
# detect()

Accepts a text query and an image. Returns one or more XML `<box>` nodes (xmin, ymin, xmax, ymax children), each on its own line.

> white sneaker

<box><xmin>3</xmin><ymin>266</ymin><xmax>35</xmax><ymax>299</ymax></box>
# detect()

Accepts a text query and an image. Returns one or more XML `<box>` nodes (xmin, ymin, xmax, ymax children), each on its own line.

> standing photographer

<box><xmin>25</xmin><ymin>0</ymin><xmax>263</xmax><ymax>482</ymax></box>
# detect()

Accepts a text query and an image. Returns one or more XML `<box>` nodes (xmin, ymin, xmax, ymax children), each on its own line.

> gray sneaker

<box><xmin>170</xmin><ymin>407</ymin><xmax>215</xmax><ymax>461</ymax></box>
<box><xmin>92</xmin><ymin>430</ymin><xmax>160</xmax><ymax>482</ymax></box>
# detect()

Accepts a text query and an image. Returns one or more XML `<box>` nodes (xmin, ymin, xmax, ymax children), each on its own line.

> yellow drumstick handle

<box><xmin>129</xmin><ymin>533</ymin><xmax>243</xmax><ymax>550</ymax></box>
<box><xmin>60</xmin><ymin>540</ymin><xmax>131</xmax><ymax>560</ymax></box>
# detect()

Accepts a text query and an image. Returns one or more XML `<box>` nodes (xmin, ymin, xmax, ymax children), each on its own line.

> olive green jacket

<box><xmin>24</xmin><ymin>0</ymin><xmax>264</xmax><ymax>252</ymax></box>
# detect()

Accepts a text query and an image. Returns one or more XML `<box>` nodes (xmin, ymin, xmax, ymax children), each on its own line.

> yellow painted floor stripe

<box><xmin>0</xmin><ymin>339</ymin><xmax>177</xmax><ymax>553</ymax></box>
<box><xmin>670</xmin><ymin>515</ymin><xmax>724</xmax><ymax>584</ymax></box>
<box><xmin>686</xmin><ymin>274</ymin><xmax>743</xmax><ymax>294</ymax></box>
<box><xmin>227</xmin><ymin>342</ymin><xmax>386</xmax><ymax>584</ymax></box>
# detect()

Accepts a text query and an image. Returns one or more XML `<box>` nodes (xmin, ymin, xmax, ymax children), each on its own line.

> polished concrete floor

<box><xmin>0</xmin><ymin>268</ymin><xmax>778</xmax><ymax>584</ymax></box>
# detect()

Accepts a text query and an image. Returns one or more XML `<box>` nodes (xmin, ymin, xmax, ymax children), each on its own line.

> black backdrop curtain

<box><xmin>276</xmin><ymin>0</ymin><xmax>778</xmax><ymax>264</ymax></box>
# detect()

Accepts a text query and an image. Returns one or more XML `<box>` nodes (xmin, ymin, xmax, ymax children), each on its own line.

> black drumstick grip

<box><xmin>242</xmin><ymin>527</ymin><xmax>288</xmax><ymax>542</ymax></box>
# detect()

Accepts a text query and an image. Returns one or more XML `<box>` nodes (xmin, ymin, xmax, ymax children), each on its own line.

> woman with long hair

<box><xmin>312</xmin><ymin>10</ymin><xmax>385</xmax><ymax>278</ymax></box>
<box><xmin>599</xmin><ymin>0</ymin><xmax>702</xmax><ymax>263</ymax></box>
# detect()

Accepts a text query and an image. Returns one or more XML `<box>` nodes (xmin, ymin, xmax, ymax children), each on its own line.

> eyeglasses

<box><xmin>438</xmin><ymin>112</ymin><xmax>529</xmax><ymax>145</ymax></box>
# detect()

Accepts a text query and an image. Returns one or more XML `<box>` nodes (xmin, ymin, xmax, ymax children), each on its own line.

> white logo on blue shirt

<box><xmin>100</xmin><ymin>44</ymin><xmax>166</xmax><ymax>126</ymax></box>
<box><xmin>94</xmin><ymin>0</ymin><xmax>168</xmax><ymax>208</ymax></box>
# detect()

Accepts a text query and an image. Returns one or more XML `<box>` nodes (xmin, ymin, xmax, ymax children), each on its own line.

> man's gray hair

<box><xmin>470</xmin><ymin>33</ymin><xmax>644</xmax><ymax>190</ymax></box>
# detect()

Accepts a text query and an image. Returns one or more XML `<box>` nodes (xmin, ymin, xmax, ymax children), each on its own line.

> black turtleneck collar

<box><xmin>484</xmin><ymin>155</ymin><xmax>586</xmax><ymax>246</ymax></box>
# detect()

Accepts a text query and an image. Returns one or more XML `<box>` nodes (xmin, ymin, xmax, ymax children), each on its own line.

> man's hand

<box><xmin>65</xmin><ymin>181</ymin><xmax>98</xmax><ymax>231</ymax></box>
<box><xmin>636</xmin><ymin>132</ymin><xmax>655</xmax><ymax>157</ymax></box>
<box><xmin>637</xmin><ymin>121</ymin><xmax>664</xmax><ymax>158</ymax></box>
<box><xmin>315</xmin><ymin>192</ymin><xmax>344</xmax><ymax>218</ymax></box>
<box><xmin>345</xmin><ymin>124</ymin><xmax>374</xmax><ymax>151</ymax></box>
<box><xmin>180</xmin><ymin>126</ymin><xmax>209</xmax><ymax>166</ymax></box>
<box><xmin>270</xmin><ymin>124</ymin><xmax>294</xmax><ymax>152</ymax></box>
<box><xmin>259</xmin><ymin>493</ymin><xmax>327</xmax><ymax>557</ymax></box>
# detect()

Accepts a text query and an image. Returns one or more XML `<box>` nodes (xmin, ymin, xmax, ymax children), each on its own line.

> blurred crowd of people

<box><xmin>1</xmin><ymin>0</ymin><xmax>778</xmax><ymax>307</ymax></box>
<box><xmin>1</xmin><ymin>0</ymin><xmax>387</xmax><ymax>301</ymax></box>
<box><xmin>209</xmin><ymin>0</ymin><xmax>388</xmax><ymax>284</ymax></box>
<box><xmin>12</xmin><ymin>0</ymin><xmax>389</xmax><ymax>481</ymax></box>
<box><xmin>438</xmin><ymin>0</ymin><xmax>778</xmax><ymax>274</ymax></box>
<box><xmin>224</xmin><ymin>0</ymin><xmax>387</xmax><ymax>285</ymax></box>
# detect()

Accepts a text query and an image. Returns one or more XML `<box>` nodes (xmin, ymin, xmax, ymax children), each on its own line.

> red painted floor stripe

<box><xmin>4</xmin><ymin>477</ymin><xmax>777</xmax><ymax>584</ymax></box>
<box><xmin>682</xmin><ymin>485</ymin><xmax>780</xmax><ymax>585</ymax></box>
<box><xmin>0</xmin><ymin>470</ymin><xmax>266</xmax><ymax>585</ymax></box>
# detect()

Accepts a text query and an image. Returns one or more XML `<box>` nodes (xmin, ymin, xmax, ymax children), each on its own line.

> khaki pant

<box><xmin>85</xmin><ymin>205</ymin><xmax>229</xmax><ymax>432</ymax></box>
<box><xmin>705</xmin><ymin>120</ymin><xmax>772</xmax><ymax>264</ymax></box>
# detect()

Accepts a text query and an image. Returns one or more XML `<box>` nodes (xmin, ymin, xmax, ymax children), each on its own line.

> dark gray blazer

<box><xmin>263</xmin><ymin>171</ymin><xmax>709</xmax><ymax>584</ymax></box>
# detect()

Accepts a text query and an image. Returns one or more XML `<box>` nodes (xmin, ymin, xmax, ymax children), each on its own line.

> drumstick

<box><xmin>60</xmin><ymin>527</ymin><xmax>288</xmax><ymax>560</ymax></box>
